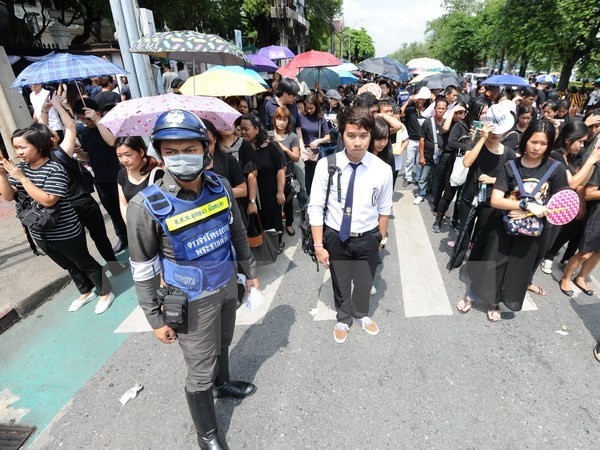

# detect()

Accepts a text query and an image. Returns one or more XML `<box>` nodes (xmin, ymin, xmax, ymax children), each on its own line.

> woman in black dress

<box><xmin>115</xmin><ymin>136</ymin><xmax>163</xmax><ymax>222</ymax></box>
<box><xmin>466</xmin><ymin>120</ymin><xmax>568</xmax><ymax>321</ymax></box>
<box><xmin>239</xmin><ymin>113</ymin><xmax>286</xmax><ymax>252</ymax></box>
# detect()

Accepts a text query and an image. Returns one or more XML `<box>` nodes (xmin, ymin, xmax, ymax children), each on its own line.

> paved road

<box><xmin>1</xmin><ymin>186</ymin><xmax>600</xmax><ymax>449</ymax></box>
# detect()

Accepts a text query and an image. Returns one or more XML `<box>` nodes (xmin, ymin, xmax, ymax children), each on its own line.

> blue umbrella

<box><xmin>246</xmin><ymin>54</ymin><xmax>278</xmax><ymax>73</ymax></box>
<box><xmin>297</xmin><ymin>68</ymin><xmax>340</xmax><ymax>90</ymax></box>
<box><xmin>481</xmin><ymin>74</ymin><xmax>530</xmax><ymax>87</ymax></box>
<box><xmin>11</xmin><ymin>53</ymin><xmax>127</xmax><ymax>88</ymax></box>
<box><xmin>327</xmin><ymin>66</ymin><xmax>359</xmax><ymax>85</ymax></box>
<box><xmin>205</xmin><ymin>65</ymin><xmax>268</xmax><ymax>88</ymax></box>
<box><xmin>536</xmin><ymin>74</ymin><xmax>557</xmax><ymax>84</ymax></box>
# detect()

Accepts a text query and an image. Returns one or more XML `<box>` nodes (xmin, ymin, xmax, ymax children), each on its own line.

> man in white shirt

<box><xmin>308</xmin><ymin>106</ymin><xmax>393</xmax><ymax>344</ymax></box>
<box><xmin>30</xmin><ymin>84</ymin><xmax>64</xmax><ymax>138</ymax></box>
<box><xmin>422</xmin><ymin>84</ymin><xmax>458</xmax><ymax>119</ymax></box>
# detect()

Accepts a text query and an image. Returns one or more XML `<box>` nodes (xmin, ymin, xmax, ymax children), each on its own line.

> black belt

<box><xmin>325</xmin><ymin>225</ymin><xmax>379</xmax><ymax>238</ymax></box>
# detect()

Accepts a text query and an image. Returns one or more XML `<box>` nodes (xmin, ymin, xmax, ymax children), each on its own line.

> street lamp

<box><xmin>347</xmin><ymin>18</ymin><xmax>365</xmax><ymax>62</ymax></box>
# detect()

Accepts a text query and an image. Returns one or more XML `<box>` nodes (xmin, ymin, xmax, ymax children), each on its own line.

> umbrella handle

<box><xmin>74</xmin><ymin>81</ymin><xmax>86</xmax><ymax>108</ymax></box>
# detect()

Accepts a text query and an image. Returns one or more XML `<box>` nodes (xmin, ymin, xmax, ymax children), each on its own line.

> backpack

<box><xmin>300</xmin><ymin>154</ymin><xmax>340</xmax><ymax>271</ymax></box>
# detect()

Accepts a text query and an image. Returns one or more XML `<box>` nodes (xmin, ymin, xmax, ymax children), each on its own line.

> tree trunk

<box><xmin>498</xmin><ymin>47</ymin><xmax>505</xmax><ymax>74</ymax></box>
<box><xmin>518</xmin><ymin>55</ymin><xmax>528</xmax><ymax>78</ymax></box>
<box><xmin>557</xmin><ymin>54</ymin><xmax>581</xmax><ymax>91</ymax></box>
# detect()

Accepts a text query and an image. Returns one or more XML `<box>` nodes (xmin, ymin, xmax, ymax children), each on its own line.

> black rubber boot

<box><xmin>185</xmin><ymin>389</ymin><xmax>223</xmax><ymax>449</ymax></box>
<box><xmin>213</xmin><ymin>350</ymin><xmax>256</xmax><ymax>399</ymax></box>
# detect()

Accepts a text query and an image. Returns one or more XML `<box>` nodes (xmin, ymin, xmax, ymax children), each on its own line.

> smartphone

<box><xmin>472</xmin><ymin>120</ymin><xmax>483</xmax><ymax>141</ymax></box>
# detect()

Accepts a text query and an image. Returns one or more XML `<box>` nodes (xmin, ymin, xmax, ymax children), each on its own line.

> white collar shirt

<box><xmin>307</xmin><ymin>150</ymin><xmax>393</xmax><ymax>233</ymax></box>
<box><xmin>29</xmin><ymin>89</ymin><xmax>64</xmax><ymax>131</ymax></box>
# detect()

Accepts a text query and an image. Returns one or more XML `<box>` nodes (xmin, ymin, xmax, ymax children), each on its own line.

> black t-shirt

<box><xmin>117</xmin><ymin>168</ymin><xmax>165</xmax><ymax>202</ymax></box>
<box><xmin>494</xmin><ymin>157</ymin><xmax>569</xmax><ymax>205</ymax></box>
<box><xmin>420</xmin><ymin>117</ymin><xmax>446</xmax><ymax>163</ymax></box>
<box><xmin>586</xmin><ymin>163</ymin><xmax>600</xmax><ymax>209</ymax></box>
<box><xmin>78</xmin><ymin>126</ymin><xmax>122</xmax><ymax>183</ymax></box>
<box><xmin>256</xmin><ymin>142</ymin><xmax>286</xmax><ymax>196</ymax></box>
<box><xmin>463</xmin><ymin>145</ymin><xmax>516</xmax><ymax>204</ymax></box>
<box><xmin>51</xmin><ymin>147</ymin><xmax>92</xmax><ymax>201</ymax></box>
<box><xmin>404</xmin><ymin>105</ymin><xmax>426</xmax><ymax>140</ymax></box>
<box><xmin>447</xmin><ymin>121</ymin><xmax>470</xmax><ymax>154</ymax></box>
<box><xmin>211</xmin><ymin>150</ymin><xmax>246</xmax><ymax>189</ymax></box>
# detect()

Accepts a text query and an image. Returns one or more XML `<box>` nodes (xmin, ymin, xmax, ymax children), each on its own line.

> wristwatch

<box><xmin>519</xmin><ymin>199</ymin><xmax>529</xmax><ymax>211</ymax></box>
<box><xmin>249</xmin><ymin>199</ymin><xmax>256</xmax><ymax>204</ymax></box>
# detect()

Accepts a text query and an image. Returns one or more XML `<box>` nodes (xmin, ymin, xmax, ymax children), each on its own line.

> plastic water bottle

<box><xmin>478</xmin><ymin>183</ymin><xmax>488</xmax><ymax>203</ymax></box>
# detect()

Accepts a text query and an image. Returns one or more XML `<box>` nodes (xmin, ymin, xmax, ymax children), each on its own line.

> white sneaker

<box><xmin>413</xmin><ymin>196</ymin><xmax>424</xmax><ymax>205</ymax></box>
<box><xmin>356</xmin><ymin>317</ymin><xmax>379</xmax><ymax>335</ymax></box>
<box><xmin>94</xmin><ymin>293</ymin><xmax>115</xmax><ymax>315</ymax></box>
<box><xmin>370</xmin><ymin>285</ymin><xmax>377</xmax><ymax>295</ymax></box>
<box><xmin>68</xmin><ymin>292</ymin><xmax>97</xmax><ymax>312</ymax></box>
<box><xmin>540</xmin><ymin>259</ymin><xmax>553</xmax><ymax>274</ymax></box>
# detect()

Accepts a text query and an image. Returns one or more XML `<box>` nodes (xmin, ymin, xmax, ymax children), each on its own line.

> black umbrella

<box><xmin>358</xmin><ymin>57</ymin><xmax>410</xmax><ymax>82</ymax></box>
<box><xmin>447</xmin><ymin>198</ymin><xmax>478</xmax><ymax>270</ymax></box>
<box><xmin>414</xmin><ymin>72</ymin><xmax>463</xmax><ymax>91</ymax></box>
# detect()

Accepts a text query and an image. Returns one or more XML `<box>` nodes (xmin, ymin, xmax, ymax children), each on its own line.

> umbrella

<box><xmin>536</xmin><ymin>74</ymin><xmax>557</xmax><ymax>84</ymax></box>
<box><xmin>257</xmin><ymin>45</ymin><xmax>295</xmax><ymax>60</ymax></box>
<box><xmin>357</xmin><ymin>57</ymin><xmax>409</xmax><ymax>82</ymax></box>
<box><xmin>595</xmin><ymin>77</ymin><xmax>600</xmax><ymax>84</ymax></box>
<box><xmin>205</xmin><ymin>65</ymin><xmax>268</xmax><ymax>88</ymax></box>
<box><xmin>179</xmin><ymin>70</ymin><xmax>267</xmax><ymax>96</ymax></box>
<box><xmin>129</xmin><ymin>31</ymin><xmax>250</xmax><ymax>66</ymax></box>
<box><xmin>481</xmin><ymin>74</ymin><xmax>530</xmax><ymax>87</ymax></box>
<box><xmin>98</xmin><ymin>93</ymin><xmax>241</xmax><ymax>135</ymax></box>
<box><xmin>246</xmin><ymin>54</ymin><xmax>278</xmax><ymax>72</ymax></box>
<box><xmin>297</xmin><ymin>67</ymin><xmax>341</xmax><ymax>90</ymax></box>
<box><xmin>11</xmin><ymin>53</ymin><xmax>127</xmax><ymax>88</ymax></box>
<box><xmin>410</xmin><ymin>72</ymin><xmax>462</xmax><ymax>90</ymax></box>
<box><xmin>277</xmin><ymin>63</ymin><xmax>300</xmax><ymax>79</ymax></box>
<box><xmin>287</xmin><ymin>50</ymin><xmax>342</xmax><ymax>69</ymax></box>
<box><xmin>407</xmin><ymin>57</ymin><xmax>445</xmax><ymax>72</ymax></box>
<box><xmin>337</xmin><ymin>62</ymin><xmax>359</xmax><ymax>72</ymax></box>
<box><xmin>447</xmin><ymin>198</ymin><xmax>478</xmax><ymax>270</ymax></box>
<box><xmin>327</xmin><ymin>66</ymin><xmax>359</xmax><ymax>85</ymax></box>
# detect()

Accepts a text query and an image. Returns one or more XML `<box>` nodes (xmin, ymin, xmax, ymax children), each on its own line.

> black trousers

<box><xmin>36</xmin><ymin>232</ymin><xmax>112</xmax><ymax>296</ymax></box>
<box><xmin>71</xmin><ymin>195</ymin><xmax>117</xmax><ymax>262</ymax></box>
<box><xmin>432</xmin><ymin>152</ymin><xmax>455</xmax><ymax>212</ymax></box>
<box><xmin>95</xmin><ymin>182</ymin><xmax>128</xmax><ymax>244</ymax></box>
<box><xmin>324</xmin><ymin>226</ymin><xmax>381</xmax><ymax>326</ymax></box>
<box><xmin>545</xmin><ymin>218</ymin><xmax>584</xmax><ymax>262</ymax></box>
<box><xmin>304</xmin><ymin>160</ymin><xmax>317</xmax><ymax>197</ymax></box>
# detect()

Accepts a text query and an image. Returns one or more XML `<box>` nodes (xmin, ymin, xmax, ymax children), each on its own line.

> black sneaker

<box><xmin>432</xmin><ymin>220</ymin><xmax>442</xmax><ymax>233</ymax></box>
<box><xmin>594</xmin><ymin>342</ymin><xmax>600</xmax><ymax>362</ymax></box>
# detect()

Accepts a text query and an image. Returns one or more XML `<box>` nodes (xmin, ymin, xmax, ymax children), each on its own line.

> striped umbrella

<box><xmin>11</xmin><ymin>53</ymin><xmax>127</xmax><ymax>87</ymax></box>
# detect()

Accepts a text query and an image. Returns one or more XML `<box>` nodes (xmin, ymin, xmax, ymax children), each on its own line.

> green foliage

<box><xmin>343</xmin><ymin>27</ymin><xmax>375</xmax><ymax>62</ymax></box>
<box><xmin>388</xmin><ymin>42</ymin><xmax>430</xmax><ymax>64</ymax></box>
<box><xmin>305</xmin><ymin>0</ymin><xmax>343</xmax><ymax>50</ymax></box>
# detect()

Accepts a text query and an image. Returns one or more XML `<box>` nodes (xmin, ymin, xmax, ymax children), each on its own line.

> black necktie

<box><xmin>339</xmin><ymin>162</ymin><xmax>361</xmax><ymax>242</ymax></box>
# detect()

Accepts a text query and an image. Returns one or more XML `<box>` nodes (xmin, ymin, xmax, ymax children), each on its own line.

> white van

<box><xmin>463</xmin><ymin>72</ymin><xmax>488</xmax><ymax>86</ymax></box>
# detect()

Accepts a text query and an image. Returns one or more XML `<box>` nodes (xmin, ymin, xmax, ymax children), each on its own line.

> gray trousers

<box><xmin>177</xmin><ymin>276</ymin><xmax>238</xmax><ymax>392</ymax></box>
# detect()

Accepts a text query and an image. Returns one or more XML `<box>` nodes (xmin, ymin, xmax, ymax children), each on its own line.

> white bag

<box><xmin>450</xmin><ymin>156</ymin><xmax>469</xmax><ymax>187</ymax></box>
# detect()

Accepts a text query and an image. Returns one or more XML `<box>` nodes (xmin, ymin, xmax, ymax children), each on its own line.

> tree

<box><xmin>0</xmin><ymin>0</ymin><xmax>53</xmax><ymax>47</ymax></box>
<box><xmin>388</xmin><ymin>42</ymin><xmax>430</xmax><ymax>64</ymax></box>
<box><xmin>54</xmin><ymin>0</ymin><xmax>112</xmax><ymax>45</ymax></box>
<box><xmin>343</xmin><ymin>27</ymin><xmax>374</xmax><ymax>63</ymax></box>
<box><xmin>304</xmin><ymin>0</ymin><xmax>342</xmax><ymax>50</ymax></box>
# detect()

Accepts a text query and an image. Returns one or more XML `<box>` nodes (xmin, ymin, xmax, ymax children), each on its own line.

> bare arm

<box><xmin>50</xmin><ymin>96</ymin><xmax>77</xmax><ymax>156</ymax></box>
<box><xmin>585</xmin><ymin>184</ymin><xmax>600</xmax><ymax>201</ymax></box>
<box><xmin>1</xmin><ymin>160</ymin><xmax>59</xmax><ymax>207</ymax></box>
<box><xmin>377</xmin><ymin>113</ymin><xmax>404</xmax><ymax>134</ymax></box>
<box><xmin>84</xmin><ymin>108</ymin><xmax>116</xmax><ymax>146</ymax></box>
<box><xmin>463</xmin><ymin>123</ymin><xmax>493</xmax><ymax>168</ymax></box>
<box><xmin>232</xmin><ymin>181</ymin><xmax>247</xmax><ymax>199</ymax></box>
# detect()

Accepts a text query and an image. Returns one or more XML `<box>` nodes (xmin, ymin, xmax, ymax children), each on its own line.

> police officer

<box><xmin>127</xmin><ymin>110</ymin><xmax>259</xmax><ymax>449</ymax></box>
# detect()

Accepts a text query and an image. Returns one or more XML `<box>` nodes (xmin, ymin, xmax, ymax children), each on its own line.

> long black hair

<box><xmin>240</xmin><ymin>113</ymin><xmax>269</xmax><ymax>148</ymax></box>
<box><xmin>464</xmin><ymin>97</ymin><xmax>488</xmax><ymax>128</ymax></box>
<box><xmin>369</xmin><ymin>117</ymin><xmax>393</xmax><ymax>166</ymax></box>
<box><xmin>114</xmin><ymin>136</ymin><xmax>158</xmax><ymax>176</ymax></box>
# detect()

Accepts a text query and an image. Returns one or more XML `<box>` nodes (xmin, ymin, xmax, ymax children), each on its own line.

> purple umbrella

<box><xmin>257</xmin><ymin>45</ymin><xmax>295</xmax><ymax>61</ymax></box>
<box><xmin>247</xmin><ymin>54</ymin><xmax>279</xmax><ymax>73</ymax></box>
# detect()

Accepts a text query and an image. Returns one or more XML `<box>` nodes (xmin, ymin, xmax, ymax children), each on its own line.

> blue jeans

<box><xmin>417</xmin><ymin>163</ymin><xmax>434</xmax><ymax>197</ymax></box>
<box><xmin>403</xmin><ymin>139</ymin><xmax>421</xmax><ymax>182</ymax></box>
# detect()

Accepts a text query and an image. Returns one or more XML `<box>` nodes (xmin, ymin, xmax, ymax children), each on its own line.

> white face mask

<box><xmin>162</xmin><ymin>154</ymin><xmax>204</xmax><ymax>181</ymax></box>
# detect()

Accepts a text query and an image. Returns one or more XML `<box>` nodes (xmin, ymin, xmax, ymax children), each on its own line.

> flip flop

<box><xmin>456</xmin><ymin>296</ymin><xmax>473</xmax><ymax>314</ymax></box>
<box><xmin>487</xmin><ymin>306</ymin><xmax>501</xmax><ymax>322</ymax></box>
<box><xmin>527</xmin><ymin>284</ymin><xmax>547</xmax><ymax>296</ymax></box>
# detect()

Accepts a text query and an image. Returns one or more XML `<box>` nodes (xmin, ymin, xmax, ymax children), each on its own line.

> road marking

<box><xmin>393</xmin><ymin>196</ymin><xmax>453</xmax><ymax>317</ymax></box>
<box><xmin>521</xmin><ymin>293</ymin><xmax>538</xmax><ymax>311</ymax></box>
<box><xmin>114</xmin><ymin>305</ymin><xmax>151</xmax><ymax>333</ymax></box>
<box><xmin>236</xmin><ymin>240</ymin><xmax>299</xmax><ymax>325</ymax></box>
<box><xmin>0</xmin><ymin>389</ymin><xmax>29</xmax><ymax>423</ymax></box>
<box><xmin>309</xmin><ymin>270</ymin><xmax>337</xmax><ymax>321</ymax></box>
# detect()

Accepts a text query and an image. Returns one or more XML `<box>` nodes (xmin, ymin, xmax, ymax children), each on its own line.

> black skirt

<box><xmin>580</xmin><ymin>203</ymin><xmax>600</xmax><ymax>253</ymax></box>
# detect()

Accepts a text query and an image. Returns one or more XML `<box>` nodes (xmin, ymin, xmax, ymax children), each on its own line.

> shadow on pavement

<box><xmin>217</xmin><ymin>304</ymin><xmax>296</xmax><ymax>447</ymax></box>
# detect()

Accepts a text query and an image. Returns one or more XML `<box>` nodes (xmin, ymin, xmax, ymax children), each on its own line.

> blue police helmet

<box><xmin>151</xmin><ymin>109</ymin><xmax>209</xmax><ymax>143</ymax></box>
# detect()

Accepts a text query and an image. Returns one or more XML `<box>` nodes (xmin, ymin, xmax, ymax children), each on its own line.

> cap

<box><xmin>357</xmin><ymin>82</ymin><xmax>382</xmax><ymax>99</ymax></box>
<box><xmin>483</xmin><ymin>103</ymin><xmax>515</xmax><ymax>134</ymax></box>
<box><xmin>325</xmin><ymin>89</ymin><xmax>342</xmax><ymax>100</ymax></box>
<box><xmin>414</xmin><ymin>87</ymin><xmax>432</xmax><ymax>100</ymax></box>
<box><xmin>151</xmin><ymin>109</ymin><xmax>209</xmax><ymax>142</ymax></box>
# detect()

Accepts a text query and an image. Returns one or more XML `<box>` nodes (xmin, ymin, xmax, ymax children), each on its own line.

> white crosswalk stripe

<box><xmin>394</xmin><ymin>194</ymin><xmax>453</xmax><ymax>317</ymax></box>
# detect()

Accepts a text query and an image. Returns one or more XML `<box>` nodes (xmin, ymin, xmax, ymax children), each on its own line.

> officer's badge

<box><xmin>165</xmin><ymin>110</ymin><xmax>186</xmax><ymax>124</ymax></box>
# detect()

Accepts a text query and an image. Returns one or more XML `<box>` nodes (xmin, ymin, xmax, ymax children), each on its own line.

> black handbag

<box><xmin>246</xmin><ymin>213</ymin><xmax>278</xmax><ymax>266</ymax></box>
<box><xmin>16</xmin><ymin>193</ymin><xmax>61</xmax><ymax>233</ymax></box>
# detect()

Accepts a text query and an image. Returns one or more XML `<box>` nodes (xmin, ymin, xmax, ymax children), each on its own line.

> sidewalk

<box><xmin>0</xmin><ymin>196</ymin><xmax>119</xmax><ymax>333</ymax></box>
